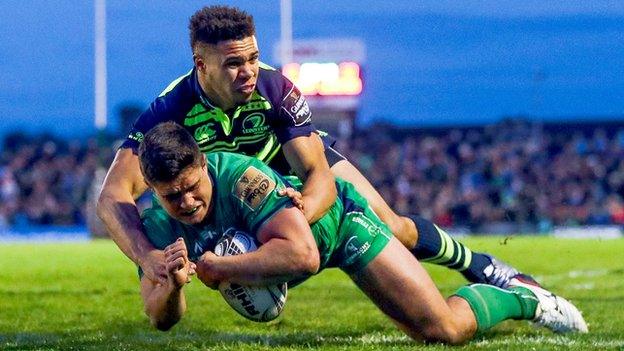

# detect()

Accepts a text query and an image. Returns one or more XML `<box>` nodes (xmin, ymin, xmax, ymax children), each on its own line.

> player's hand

<box><xmin>139</xmin><ymin>249</ymin><xmax>168</xmax><ymax>285</ymax></box>
<box><xmin>164</xmin><ymin>238</ymin><xmax>196</xmax><ymax>288</ymax></box>
<box><xmin>195</xmin><ymin>251</ymin><xmax>220</xmax><ymax>290</ymax></box>
<box><xmin>278</xmin><ymin>187</ymin><xmax>304</xmax><ymax>212</ymax></box>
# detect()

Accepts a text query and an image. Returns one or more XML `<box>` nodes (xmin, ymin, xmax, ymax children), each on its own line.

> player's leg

<box><xmin>325</xmin><ymin>147</ymin><xmax>417</xmax><ymax>247</ymax></box>
<box><xmin>328</xmin><ymin>151</ymin><xmax>530</xmax><ymax>288</ymax></box>
<box><xmin>336</xmin><ymin>181</ymin><xmax>586</xmax><ymax>342</ymax></box>
<box><xmin>351</xmin><ymin>237</ymin><xmax>476</xmax><ymax>344</ymax></box>
<box><xmin>349</xmin><ymin>237</ymin><xmax>545</xmax><ymax>344</ymax></box>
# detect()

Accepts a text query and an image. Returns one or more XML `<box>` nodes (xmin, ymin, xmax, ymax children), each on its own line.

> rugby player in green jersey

<box><xmin>137</xmin><ymin>122</ymin><xmax>587</xmax><ymax>341</ymax></box>
<box><xmin>98</xmin><ymin>5</ymin><xmax>535</xmax><ymax>291</ymax></box>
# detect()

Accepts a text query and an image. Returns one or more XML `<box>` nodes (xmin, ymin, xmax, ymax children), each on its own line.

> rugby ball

<box><xmin>214</xmin><ymin>228</ymin><xmax>287</xmax><ymax>322</ymax></box>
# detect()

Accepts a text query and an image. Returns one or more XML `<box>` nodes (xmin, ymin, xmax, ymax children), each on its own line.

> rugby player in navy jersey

<box><xmin>97</xmin><ymin>5</ymin><xmax>535</xmax><ymax>288</ymax></box>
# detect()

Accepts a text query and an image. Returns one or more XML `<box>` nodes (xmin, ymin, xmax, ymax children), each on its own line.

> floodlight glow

<box><xmin>282</xmin><ymin>61</ymin><xmax>362</xmax><ymax>96</ymax></box>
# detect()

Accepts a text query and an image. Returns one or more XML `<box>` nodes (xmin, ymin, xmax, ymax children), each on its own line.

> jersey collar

<box><xmin>191</xmin><ymin>68</ymin><xmax>218</xmax><ymax>109</ymax></box>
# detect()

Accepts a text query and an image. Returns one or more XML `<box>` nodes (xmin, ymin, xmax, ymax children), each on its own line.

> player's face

<box><xmin>195</xmin><ymin>36</ymin><xmax>260</xmax><ymax>111</ymax></box>
<box><xmin>150</xmin><ymin>161</ymin><xmax>213</xmax><ymax>226</ymax></box>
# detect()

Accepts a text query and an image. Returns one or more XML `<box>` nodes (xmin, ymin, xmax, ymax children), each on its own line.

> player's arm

<box><xmin>97</xmin><ymin>148</ymin><xmax>167</xmax><ymax>283</ymax></box>
<box><xmin>272</xmin><ymin>75</ymin><xmax>337</xmax><ymax>223</ymax></box>
<box><xmin>140</xmin><ymin>276</ymin><xmax>186</xmax><ymax>331</ymax></box>
<box><xmin>196</xmin><ymin>206</ymin><xmax>319</xmax><ymax>287</ymax></box>
<box><xmin>282</xmin><ymin>133</ymin><xmax>337</xmax><ymax>223</ymax></box>
<box><xmin>140</xmin><ymin>238</ymin><xmax>194</xmax><ymax>331</ymax></box>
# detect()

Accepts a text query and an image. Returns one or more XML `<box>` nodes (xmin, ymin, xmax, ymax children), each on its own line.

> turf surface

<box><xmin>0</xmin><ymin>237</ymin><xmax>622</xmax><ymax>350</ymax></box>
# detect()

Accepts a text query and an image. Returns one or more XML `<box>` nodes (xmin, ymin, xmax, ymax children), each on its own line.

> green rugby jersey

<box><xmin>141</xmin><ymin>152</ymin><xmax>391</xmax><ymax>277</ymax></box>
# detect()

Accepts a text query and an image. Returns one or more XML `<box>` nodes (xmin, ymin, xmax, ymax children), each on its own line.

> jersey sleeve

<box><xmin>119</xmin><ymin>97</ymin><xmax>177</xmax><ymax>152</ymax></box>
<box><xmin>226</xmin><ymin>157</ymin><xmax>293</xmax><ymax>234</ymax></box>
<box><xmin>271</xmin><ymin>75</ymin><xmax>316</xmax><ymax>144</ymax></box>
<box><xmin>140</xmin><ymin>205</ymin><xmax>180</xmax><ymax>251</ymax></box>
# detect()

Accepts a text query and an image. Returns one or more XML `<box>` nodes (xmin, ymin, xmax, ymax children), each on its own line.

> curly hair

<box><xmin>189</xmin><ymin>5</ymin><xmax>255</xmax><ymax>50</ymax></box>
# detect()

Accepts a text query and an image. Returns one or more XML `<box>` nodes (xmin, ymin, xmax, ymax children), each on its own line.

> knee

<box><xmin>419</xmin><ymin>321</ymin><xmax>471</xmax><ymax>345</ymax></box>
<box><xmin>386</xmin><ymin>216</ymin><xmax>417</xmax><ymax>249</ymax></box>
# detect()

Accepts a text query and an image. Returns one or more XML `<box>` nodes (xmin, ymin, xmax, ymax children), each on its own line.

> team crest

<box><xmin>242</xmin><ymin>113</ymin><xmax>270</xmax><ymax>134</ymax></box>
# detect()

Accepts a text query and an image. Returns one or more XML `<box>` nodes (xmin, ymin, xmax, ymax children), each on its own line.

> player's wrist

<box><xmin>136</xmin><ymin>237</ymin><xmax>158</xmax><ymax>255</ymax></box>
<box><xmin>137</xmin><ymin>247</ymin><xmax>160</xmax><ymax>266</ymax></box>
<box><xmin>167</xmin><ymin>272</ymin><xmax>188</xmax><ymax>290</ymax></box>
<box><xmin>196</xmin><ymin>253</ymin><xmax>222</xmax><ymax>289</ymax></box>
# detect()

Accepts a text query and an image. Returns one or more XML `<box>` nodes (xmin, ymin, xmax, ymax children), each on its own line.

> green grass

<box><xmin>0</xmin><ymin>237</ymin><xmax>623</xmax><ymax>350</ymax></box>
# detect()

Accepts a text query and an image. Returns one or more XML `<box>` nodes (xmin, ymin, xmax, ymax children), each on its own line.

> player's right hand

<box><xmin>164</xmin><ymin>238</ymin><xmax>196</xmax><ymax>288</ymax></box>
<box><xmin>195</xmin><ymin>251</ymin><xmax>220</xmax><ymax>290</ymax></box>
<box><xmin>278</xmin><ymin>187</ymin><xmax>305</xmax><ymax>212</ymax></box>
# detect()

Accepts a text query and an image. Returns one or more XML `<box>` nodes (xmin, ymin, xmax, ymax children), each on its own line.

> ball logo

<box><xmin>226</xmin><ymin>284</ymin><xmax>260</xmax><ymax>316</ymax></box>
<box><xmin>215</xmin><ymin>230</ymin><xmax>288</xmax><ymax>322</ymax></box>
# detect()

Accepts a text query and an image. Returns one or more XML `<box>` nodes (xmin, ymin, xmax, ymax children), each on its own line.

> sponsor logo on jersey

<box><xmin>351</xmin><ymin>214</ymin><xmax>382</xmax><ymax>237</ymax></box>
<box><xmin>128</xmin><ymin>131</ymin><xmax>144</xmax><ymax>143</ymax></box>
<box><xmin>200</xmin><ymin>229</ymin><xmax>218</xmax><ymax>241</ymax></box>
<box><xmin>194</xmin><ymin>123</ymin><xmax>217</xmax><ymax>142</ymax></box>
<box><xmin>193</xmin><ymin>242</ymin><xmax>204</xmax><ymax>256</ymax></box>
<box><xmin>282</xmin><ymin>86</ymin><xmax>311</xmax><ymax>126</ymax></box>
<box><xmin>234</xmin><ymin>166</ymin><xmax>276</xmax><ymax>210</ymax></box>
<box><xmin>242</xmin><ymin>113</ymin><xmax>270</xmax><ymax>134</ymax></box>
<box><xmin>344</xmin><ymin>235</ymin><xmax>371</xmax><ymax>265</ymax></box>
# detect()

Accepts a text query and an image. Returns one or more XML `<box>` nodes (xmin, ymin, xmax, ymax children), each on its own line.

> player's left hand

<box><xmin>278</xmin><ymin>187</ymin><xmax>304</xmax><ymax>212</ymax></box>
<box><xmin>164</xmin><ymin>238</ymin><xmax>196</xmax><ymax>288</ymax></box>
<box><xmin>195</xmin><ymin>251</ymin><xmax>220</xmax><ymax>290</ymax></box>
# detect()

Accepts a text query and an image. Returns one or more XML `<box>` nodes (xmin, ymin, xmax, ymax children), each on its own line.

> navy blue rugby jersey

<box><xmin>121</xmin><ymin>62</ymin><xmax>314</xmax><ymax>174</ymax></box>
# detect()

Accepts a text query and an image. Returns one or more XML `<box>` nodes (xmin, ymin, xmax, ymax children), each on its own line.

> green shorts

<box><xmin>287</xmin><ymin>180</ymin><xmax>393</xmax><ymax>288</ymax></box>
<box><xmin>310</xmin><ymin>179</ymin><xmax>393</xmax><ymax>275</ymax></box>
<box><xmin>335</xmin><ymin>204</ymin><xmax>393</xmax><ymax>274</ymax></box>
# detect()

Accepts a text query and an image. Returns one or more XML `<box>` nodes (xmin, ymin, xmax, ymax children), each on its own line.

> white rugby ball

<box><xmin>214</xmin><ymin>228</ymin><xmax>287</xmax><ymax>322</ymax></box>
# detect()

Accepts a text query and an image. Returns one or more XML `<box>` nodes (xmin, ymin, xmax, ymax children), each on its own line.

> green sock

<box><xmin>454</xmin><ymin>284</ymin><xmax>539</xmax><ymax>332</ymax></box>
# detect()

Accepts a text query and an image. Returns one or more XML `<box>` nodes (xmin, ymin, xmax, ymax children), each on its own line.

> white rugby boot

<box><xmin>509</xmin><ymin>275</ymin><xmax>588</xmax><ymax>333</ymax></box>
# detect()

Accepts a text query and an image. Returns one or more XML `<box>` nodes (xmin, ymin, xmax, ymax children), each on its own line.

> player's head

<box><xmin>138</xmin><ymin>122</ymin><xmax>213</xmax><ymax>225</ymax></box>
<box><xmin>189</xmin><ymin>6</ymin><xmax>259</xmax><ymax>111</ymax></box>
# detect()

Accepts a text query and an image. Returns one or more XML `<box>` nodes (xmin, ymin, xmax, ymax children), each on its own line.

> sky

<box><xmin>1</xmin><ymin>1</ymin><xmax>623</xmax><ymax>138</ymax></box>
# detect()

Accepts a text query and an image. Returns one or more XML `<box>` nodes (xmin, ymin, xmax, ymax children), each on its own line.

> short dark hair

<box><xmin>138</xmin><ymin>122</ymin><xmax>203</xmax><ymax>184</ymax></box>
<box><xmin>189</xmin><ymin>6</ymin><xmax>255</xmax><ymax>50</ymax></box>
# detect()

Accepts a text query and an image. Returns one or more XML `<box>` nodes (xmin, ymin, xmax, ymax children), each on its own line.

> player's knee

<box><xmin>387</xmin><ymin>216</ymin><xmax>417</xmax><ymax>249</ymax></box>
<box><xmin>419</xmin><ymin>320</ymin><xmax>470</xmax><ymax>345</ymax></box>
<box><xmin>399</xmin><ymin>312</ymin><xmax>469</xmax><ymax>345</ymax></box>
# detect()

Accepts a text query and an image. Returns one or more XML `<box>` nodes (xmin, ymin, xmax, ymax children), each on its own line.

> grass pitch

<box><xmin>0</xmin><ymin>236</ymin><xmax>623</xmax><ymax>350</ymax></box>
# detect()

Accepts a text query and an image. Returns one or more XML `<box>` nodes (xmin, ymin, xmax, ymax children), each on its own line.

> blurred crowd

<box><xmin>340</xmin><ymin>120</ymin><xmax>624</xmax><ymax>232</ymax></box>
<box><xmin>2</xmin><ymin>120</ymin><xmax>624</xmax><ymax>233</ymax></box>
<box><xmin>0</xmin><ymin>134</ymin><xmax>113</xmax><ymax>229</ymax></box>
